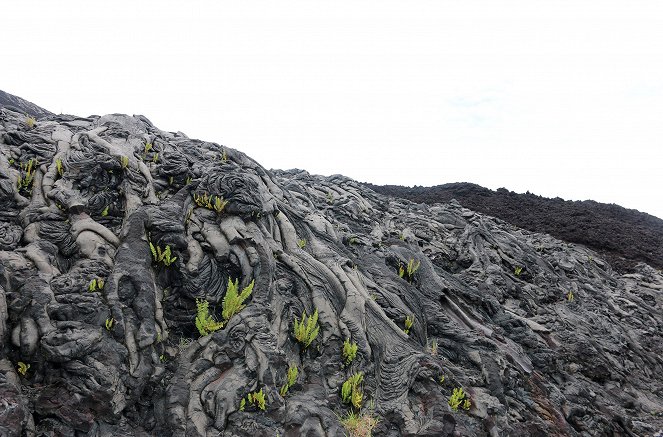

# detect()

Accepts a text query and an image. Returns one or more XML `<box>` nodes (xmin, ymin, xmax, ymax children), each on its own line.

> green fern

<box><xmin>403</xmin><ymin>315</ymin><xmax>414</xmax><ymax>335</ymax></box>
<box><xmin>293</xmin><ymin>308</ymin><xmax>320</xmax><ymax>348</ymax></box>
<box><xmin>222</xmin><ymin>278</ymin><xmax>254</xmax><ymax>322</ymax></box>
<box><xmin>399</xmin><ymin>258</ymin><xmax>420</xmax><ymax>282</ymax></box>
<box><xmin>341</xmin><ymin>372</ymin><xmax>364</xmax><ymax>409</ymax></box>
<box><xmin>280</xmin><ymin>364</ymin><xmax>299</xmax><ymax>396</ymax></box>
<box><xmin>17</xmin><ymin>361</ymin><xmax>30</xmax><ymax>376</ymax></box>
<box><xmin>149</xmin><ymin>241</ymin><xmax>177</xmax><ymax>267</ymax></box>
<box><xmin>448</xmin><ymin>387</ymin><xmax>471</xmax><ymax>411</ymax></box>
<box><xmin>342</xmin><ymin>339</ymin><xmax>358</xmax><ymax>365</ymax></box>
<box><xmin>194</xmin><ymin>299</ymin><xmax>224</xmax><ymax>336</ymax></box>
<box><xmin>244</xmin><ymin>388</ymin><xmax>266</xmax><ymax>411</ymax></box>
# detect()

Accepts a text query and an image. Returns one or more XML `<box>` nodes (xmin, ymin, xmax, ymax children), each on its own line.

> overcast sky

<box><xmin>3</xmin><ymin>1</ymin><xmax>663</xmax><ymax>218</ymax></box>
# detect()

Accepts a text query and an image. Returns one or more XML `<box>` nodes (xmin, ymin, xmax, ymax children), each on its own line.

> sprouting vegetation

<box><xmin>448</xmin><ymin>387</ymin><xmax>471</xmax><ymax>411</ymax></box>
<box><xmin>514</xmin><ymin>266</ymin><xmax>523</xmax><ymax>276</ymax></box>
<box><xmin>16</xmin><ymin>158</ymin><xmax>37</xmax><ymax>194</ymax></box>
<box><xmin>194</xmin><ymin>299</ymin><xmax>224</xmax><ymax>336</ymax></box>
<box><xmin>339</xmin><ymin>410</ymin><xmax>379</xmax><ymax>437</ymax></box>
<box><xmin>25</xmin><ymin>115</ymin><xmax>36</xmax><ymax>128</ymax></box>
<box><xmin>88</xmin><ymin>278</ymin><xmax>104</xmax><ymax>292</ymax></box>
<box><xmin>341</xmin><ymin>372</ymin><xmax>364</xmax><ymax>409</ymax></box>
<box><xmin>403</xmin><ymin>315</ymin><xmax>414</xmax><ymax>335</ymax></box>
<box><xmin>342</xmin><ymin>339</ymin><xmax>358</xmax><ymax>365</ymax></box>
<box><xmin>240</xmin><ymin>388</ymin><xmax>266</xmax><ymax>411</ymax></box>
<box><xmin>398</xmin><ymin>258</ymin><xmax>420</xmax><ymax>282</ymax></box>
<box><xmin>222</xmin><ymin>278</ymin><xmax>254</xmax><ymax>323</ymax></box>
<box><xmin>105</xmin><ymin>318</ymin><xmax>114</xmax><ymax>331</ymax></box>
<box><xmin>101</xmin><ymin>206</ymin><xmax>110</xmax><ymax>217</ymax></box>
<box><xmin>55</xmin><ymin>158</ymin><xmax>64</xmax><ymax>176</ymax></box>
<box><xmin>143</xmin><ymin>142</ymin><xmax>152</xmax><ymax>159</ymax></box>
<box><xmin>193</xmin><ymin>192</ymin><xmax>228</xmax><ymax>214</ymax></box>
<box><xmin>17</xmin><ymin>361</ymin><xmax>30</xmax><ymax>376</ymax></box>
<box><xmin>279</xmin><ymin>364</ymin><xmax>299</xmax><ymax>396</ymax></box>
<box><xmin>149</xmin><ymin>242</ymin><xmax>177</xmax><ymax>267</ymax></box>
<box><xmin>120</xmin><ymin>155</ymin><xmax>129</xmax><ymax>169</ymax></box>
<box><xmin>429</xmin><ymin>338</ymin><xmax>438</xmax><ymax>355</ymax></box>
<box><xmin>567</xmin><ymin>290</ymin><xmax>575</xmax><ymax>302</ymax></box>
<box><xmin>297</xmin><ymin>238</ymin><xmax>307</xmax><ymax>249</ymax></box>
<box><xmin>293</xmin><ymin>308</ymin><xmax>320</xmax><ymax>348</ymax></box>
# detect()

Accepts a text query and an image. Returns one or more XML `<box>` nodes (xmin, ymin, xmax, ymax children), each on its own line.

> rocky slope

<box><xmin>0</xmin><ymin>90</ymin><xmax>52</xmax><ymax>119</ymax></box>
<box><xmin>0</xmin><ymin>107</ymin><xmax>662</xmax><ymax>436</ymax></box>
<box><xmin>365</xmin><ymin>182</ymin><xmax>663</xmax><ymax>274</ymax></box>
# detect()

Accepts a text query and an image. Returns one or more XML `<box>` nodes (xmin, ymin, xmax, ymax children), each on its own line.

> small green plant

<box><xmin>398</xmin><ymin>259</ymin><xmax>420</xmax><ymax>282</ymax></box>
<box><xmin>193</xmin><ymin>192</ymin><xmax>228</xmax><ymax>214</ymax></box>
<box><xmin>439</xmin><ymin>375</ymin><xmax>445</xmax><ymax>384</ymax></box>
<box><xmin>514</xmin><ymin>266</ymin><xmax>523</xmax><ymax>276</ymax></box>
<box><xmin>241</xmin><ymin>388</ymin><xmax>266</xmax><ymax>411</ymax></box>
<box><xmin>326</xmin><ymin>191</ymin><xmax>334</xmax><ymax>204</ymax></box>
<box><xmin>399</xmin><ymin>233</ymin><xmax>406</xmax><ymax>241</ymax></box>
<box><xmin>88</xmin><ymin>278</ymin><xmax>104</xmax><ymax>292</ymax></box>
<box><xmin>186</xmin><ymin>176</ymin><xmax>192</xmax><ymax>185</ymax></box>
<box><xmin>403</xmin><ymin>315</ymin><xmax>414</xmax><ymax>335</ymax></box>
<box><xmin>341</xmin><ymin>372</ymin><xmax>364</xmax><ymax>409</ymax></box>
<box><xmin>159</xmin><ymin>354</ymin><xmax>166</xmax><ymax>362</ymax></box>
<box><xmin>348</xmin><ymin>237</ymin><xmax>358</xmax><ymax>245</ymax></box>
<box><xmin>342</xmin><ymin>339</ymin><xmax>358</xmax><ymax>365</ymax></box>
<box><xmin>101</xmin><ymin>206</ymin><xmax>110</xmax><ymax>217</ymax></box>
<box><xmin>222</xmin><ymin>278</ymin><xmax>254</xmax><ymax>322</ymax></box>
<box><xmin>448</xmin><ymin>387</ymin><xmax>471</xmax><ymax>411</ymax></box>
<box><xmin>25</xmin><ymin>116</ymin><xmax>36</xmax><ymax>128</ymax></box>
<box><xmin>194</xmin><ymin>299</ymin><xmax>224</xmax><ymax>336</ymax></box>
<box><xmin>339</xmin><ymin>410</ymin><xmax>379</xmax><ymax>437</ymax></box>
<box><xmin>168</xmin><ymin>176</ymin><xmax>174</xmax><ymax>185</ymax></box>
<box><xmin>279</xmin><ymin>364</ymin><xmax>299</xmax><ymax>396</ymax></box>
<box><xmin>429</xmin><ymin>338</ymin><xmax>438</xmax><ymax>355</ymax></box>
<box><xmin>152</xmin><ymin>152</ymin><xmax>159</xmax><ymax>163</ymax></box>
<box><xmin>297</xmin><ymin>238</ymin><xmax>307</xmax><ymax>249</ymax></box>
<box><xmin>55</xmin><ymin>158</ymin><xmax>64</xmax><ymax>176</ymax></box>
<box><xmin>16</xmin><ymin>158</ymin><xmax>37</xmax><ymax>193</ymax></box>
<box><xmin>17</xmin><ymin>361</ymin><xmax>30</xmax><ymax>376</ymax></box>
<box><xmin>220</xmin><ymin>149</ymin><xmax>228</xmax><ymax>162</ymax></box>
<box><xmin>105</xmin><ymin>317</ymin><xmax>114</xmax><ymax>331</ymax></box>
<box><xmin>143</xmin><ymin>142</ymin><xmax>153</xmax><ymax>157</ymax></box>
<box><xmin>178</xmin><ymin>337</ymin><xmax>192</xmax><ymax>350</ymax></box>
<box><xmin>293</xmin><ymin>308</ymin><xmax>320</xmax><ymax>348</ymax></box>
<box><xmin>567</xmin><ymin>290</ymin><xmax>574</xmax><ymax>302</ymax></box>
<box><xmin>120</xmin><ymin>155</ymin><xmax>129</xmax><ymax>169</ymax></box>
<box><xmin>149</xmin><ymin>242</ymin><xmax>177</xmax><ymax>267</ymax></box>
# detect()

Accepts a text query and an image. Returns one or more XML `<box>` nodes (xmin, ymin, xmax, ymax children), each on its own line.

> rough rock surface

<box><xmin>0</xmin><ymin>90</ymin><xmax>52</xmax><ymax>119</ymax></box>
<box><xmin>0</xmin><ymin>107</ymin><xmax>662</xmax><ymax>436</ymax></box>
<box><xmin>365</xmin><ymin>182</ymin><xmax>663</xmax><ymax>274</ymax></box>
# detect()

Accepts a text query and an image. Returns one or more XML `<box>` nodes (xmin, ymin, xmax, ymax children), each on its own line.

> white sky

<box><xmin>3</xmin><ymin>1</ymin><xmax>663</xmax><ymax>218</ymax></box>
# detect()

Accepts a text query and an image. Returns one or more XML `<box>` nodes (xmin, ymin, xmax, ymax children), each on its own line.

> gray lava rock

<box><xmin>0</xmin><ymin>106</ymin><xmax>661</xmax><ymax>436</ymax></box>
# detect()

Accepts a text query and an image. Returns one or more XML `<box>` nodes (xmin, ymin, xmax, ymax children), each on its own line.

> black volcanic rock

<box><xmin>365</xmin><ymin>182</ymin><xmax>663</xmax><ymax>273</ymax></box>
<box><xmin>0</xmin><ymin>106</ymin><xmax>662</xmax><ymax>436</ymax></box>
<box><xmin>0</xmin><ymin>90</ymin><xmax>52</xmax><ymax>119</ymax></box>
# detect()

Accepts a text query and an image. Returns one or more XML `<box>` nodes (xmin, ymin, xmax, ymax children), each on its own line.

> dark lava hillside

<box><xmin>0</xmin><ymin>106</ymin><xmax>662</xmax><ymax>437</ymax></box>
<box><xmin>0</xmin><ymin>90</ymin><xmax>52</xmax><ymax>119</ymax></box>
<box><xmin>365</xmin><ymin>182</ymin><xmax>663</xmax><ymax>273</ymax></box>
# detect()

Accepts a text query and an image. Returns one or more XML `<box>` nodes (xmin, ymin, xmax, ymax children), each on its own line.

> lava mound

<box><xmin>0</xmin><ymin>108</ymin><xmax>662</xmax><ymax>436</ymax></box>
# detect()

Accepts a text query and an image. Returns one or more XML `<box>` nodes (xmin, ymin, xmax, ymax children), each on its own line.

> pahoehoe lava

<box><xmin>0</xmin><ymin>106</ymin><xmax>661</xmax><ymax>436</ymax></box>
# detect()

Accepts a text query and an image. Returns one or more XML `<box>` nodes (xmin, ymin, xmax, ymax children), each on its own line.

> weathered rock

<box><xmin>0</xmin><ymin>106</ymin><xmax>661</xmax><ymax>436</ymax></box>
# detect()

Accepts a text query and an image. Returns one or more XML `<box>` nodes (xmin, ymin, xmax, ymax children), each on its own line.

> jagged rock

<box><xmin>0</xmin><ymin>106</ymin><xmax>661</xmax><ymax>436</ymax></box>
